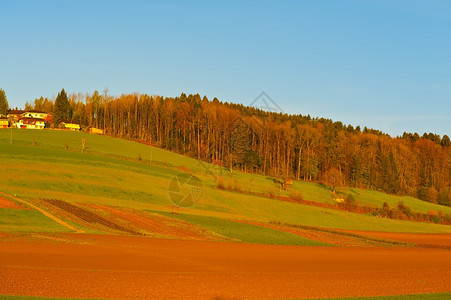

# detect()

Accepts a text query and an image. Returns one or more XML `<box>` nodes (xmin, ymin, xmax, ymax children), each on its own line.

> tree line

<box><xmin>23</xmin><ymin>89</ymin><xmax>451</xmax><ymax>207</ymax></box>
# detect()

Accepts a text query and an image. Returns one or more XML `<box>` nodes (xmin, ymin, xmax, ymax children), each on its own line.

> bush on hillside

<box><xmin>289</xmin><ymin>190</ymin><xmax>304</xmax><ymax>202</ymax></box>
<box><xmin>216</xmin><ymin>177</ymin><xmax>225</xmax><ymax>190</ymax></box>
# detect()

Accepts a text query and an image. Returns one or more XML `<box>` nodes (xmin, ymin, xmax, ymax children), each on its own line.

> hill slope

<box><xmin>1</xmin><ymin>129</ymin><xmax>451</xmax><ymax>245</ymax></box>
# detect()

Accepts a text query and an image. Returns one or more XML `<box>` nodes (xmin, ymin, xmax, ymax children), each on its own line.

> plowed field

<box><xmin>1</xmin><ymin>233</ymin><xmax>450</xmax><ymax>299</ymax></box>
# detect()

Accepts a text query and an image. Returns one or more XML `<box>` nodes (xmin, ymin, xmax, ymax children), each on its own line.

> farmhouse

<box><xmin>22</xmin><ymin>110</ymin><xmax>48</xmax><ymax>120</ymax></box>
<box><xmin>61</xmin><ymin>120</ymin><xmax>81</xmax><ymax>131</ymax></box>
<box><xmin>16</xmin><ymin>117</ymin><xmax>45</xmax><ymax>129</ymax></box>
<box><xmin>0</xmin><ymin>117</ymin><xmax>9</xmax><ymax>128</ymax></box>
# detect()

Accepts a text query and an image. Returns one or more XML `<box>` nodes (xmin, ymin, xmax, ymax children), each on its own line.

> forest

<box><xmin>23</xmin><ymin>89</ymin><xmax>451</xmax><ymax>207</ymax></box>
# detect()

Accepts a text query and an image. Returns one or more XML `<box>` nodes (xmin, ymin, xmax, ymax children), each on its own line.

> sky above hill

<box><xmin>1</xmin><ymin>0</ymin><xmax>450</xmax><ymax>136</ymax></box>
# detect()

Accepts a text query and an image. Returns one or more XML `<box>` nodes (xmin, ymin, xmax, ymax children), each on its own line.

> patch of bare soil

<box><xmin>85</xmin><ymin>203</ymin><xmax>228</xmax><ymax>241</ymax></box>
<box><xmin>24</xmin><ymin>199</ymin><xmax>228</xmax><ymax>241</ymax></box>
<box><xmin>0</xmin><ymin>197</ymin><xmax>27</xmax><ymax>210</ymax></box>
<box><xmin>0</xmin><ymin>234</ymin><xmax>450</xmax><ymax>299</ymax></box>
<box><xmin>35</xmin><ymin>199</ymin><xmax>138</xmax><ymax>235</ymax></box>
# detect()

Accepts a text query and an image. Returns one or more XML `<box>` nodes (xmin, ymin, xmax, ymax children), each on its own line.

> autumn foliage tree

<box><xmin>25</xmin><ymin>90</ymin><xmax>451</xmax><ymax>207</ymax></box>
<box><xmin>323</xmin><ymin>168</ymin><xmax>344</xmax><ymax>192</ymax></box>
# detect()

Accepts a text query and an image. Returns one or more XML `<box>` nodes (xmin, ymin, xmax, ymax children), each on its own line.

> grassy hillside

<box><xmin>336</xmin><ymin>187</ymin><xmax>451</xmax><ymax>214</ymax></box>
<box><xmin>1</xmin><ymin>129</ymin><xmax>451</xmax><ymax>240</ymax></box>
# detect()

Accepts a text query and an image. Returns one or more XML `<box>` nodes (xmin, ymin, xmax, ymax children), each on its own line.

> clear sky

<box><xmin>1</xmin><ymin>0</ymin><xmax>450</xmax><ymax>136</ymax></box>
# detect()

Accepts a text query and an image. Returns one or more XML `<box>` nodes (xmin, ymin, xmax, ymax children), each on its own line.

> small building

<box><xmin>61</xmin><ymin>120</ymin><xmax>81</xmax><ymax>131</ymax></box>
<box><xmin>16</xmin><ymin>118</ymin><xmax>45</xmax><ymax>129</ymax></box>
<box><xmin>89</xmin><ymin>127</ymin><xmax>103</xmax><ymax>134</ymax></box>
<box><xmin>0</xmin><ymin>117</ymin><xmax>9</xmax><ymax>128</ymax></box>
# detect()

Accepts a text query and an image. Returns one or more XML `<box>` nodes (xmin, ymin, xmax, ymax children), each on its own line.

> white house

<box><xmin>22</xmin><ymin>110</ymin><xmax>48</xmax><ymax>120</ymax></box>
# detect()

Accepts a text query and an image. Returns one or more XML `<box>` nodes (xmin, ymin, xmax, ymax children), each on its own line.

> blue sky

<box><xmin>1</xmin><ymin>0</ymin><xmax>450</xmax><ymax>136</ymax></box>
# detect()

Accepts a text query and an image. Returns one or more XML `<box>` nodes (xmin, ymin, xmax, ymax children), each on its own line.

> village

<box><xmin>0</xmin><ymin>109</ymin><xmax>81</xmax><ymax>131</ymax></box>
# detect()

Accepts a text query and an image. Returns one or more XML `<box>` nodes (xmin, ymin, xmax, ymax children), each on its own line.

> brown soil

<box><xmin>0</xmin><ymin>197</ymin><xmax>26</xmax><ymax>209</ymax></box>
<box><xmin>1</xmin><ymin>234</ymin><xmax>450</xmax><ymax>299</ymax></box>
<box><xmin>34</xmin><ymin>199</ymin><xmax>132</xmax><ymax>235</ymax></box>
<box><xmin>43</xmin><ymin>199</ymin><xmax>138</xmax><ymax>234</ymax></box>
<box><xmin>14</xmin><ymin>198</ymin><xmax>227</xmax><ymax>240</ymax></box>
<box><xmin>85</xmin><ymin>203</ymin><xmax>228</xmax><ymax>241</ymax></box>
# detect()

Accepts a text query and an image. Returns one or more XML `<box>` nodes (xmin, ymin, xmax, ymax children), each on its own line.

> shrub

<box><xmin>414</xmin><ymin>213</ymin><xmax>423</xmax><ymax>222</ymax></box>
<box><xmin>425</xmin><ymin>187</ymin><xmax>439</xmax><ymax>204</ymax></box>
<box><xmin>216</xmin><ymin>177</ymin><xmax>225</xmax><ymax>190</ymax></box>
<box><xmin>397</xmin><ymin>201</ymin><xmax>406</xmax><ymax>211</ymax></box>
<box><xmin>342</xmin><ymin>194</ymin><xmax>357</xmax><ymax>211</ymax></box>
<box><xmin>438</xmin><ymin>188</ymin><xmax>451</xmax><ymax>206</ymax></box>
<box><xmin>226</xmin><ymin>180</ymin><xmax>233</xmax><ymax>190</ymax></box>
<box><xmin>431</xmin><ymin>215</ymin><xmax>441</xmax><ymax>224</ymax></box>
<box><xmin>267</xmin><ymin>188</ymin><xmax>276</xmax><ymax>199</ymax></box>
<box><xmin>396</xmin><ymin>201</ymin><xmax>412</xmax><ymax>218</ymax></box>
<box><xmin>289</xmin><ymin>190</ymin><xmax>304</xmax><ymax>202</ymax></box>
<box><xmin>233</xmin><ymin>180</ymin><xmax>242</xmax><ymax>193</ymax></box>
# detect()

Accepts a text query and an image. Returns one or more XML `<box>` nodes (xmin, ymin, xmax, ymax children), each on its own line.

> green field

<box><xmin>1</xmin><ymin>129</ymin><xmax>451</xmax><ymax>238</ymax></box>
<box><xmin>155</xmin><ymin>211</ymin><xmax>328</xmax><ymax>245</ymax></box>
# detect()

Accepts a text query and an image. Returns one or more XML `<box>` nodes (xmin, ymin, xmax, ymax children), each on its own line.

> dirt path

<box><xmin>0</xmin><ymin>192</ymin><xmax>84</xmax><ymax>233</ymax></box>
<box><xmin>1</xmin><ymin>234</ymin><xmax>450</xmax><ymax>299</ymax></box>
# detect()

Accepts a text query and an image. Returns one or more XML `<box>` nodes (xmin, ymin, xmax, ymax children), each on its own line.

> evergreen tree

<box><xmin>0</xmin><ymin>88</ymin><xmax>9</xmax><ymax>116</ymax></box>
<box><xmin>441</xmin><ymin>135</ymin><xmax>450</xmax><ymax>147</ymax></box>
<box><xmin>243</xmin><ymin>150</ymin><xmax>261</xmax><ymax>171</ymax></box>
<box><xmin>54</xmin><ymin>89</ymin><xmax>70</xmax><ymax>125</ymax></box>
<box><xmin>231</xmin><ymin>121</ymin><xmax>251</xmax><ymax>170</ymax></box>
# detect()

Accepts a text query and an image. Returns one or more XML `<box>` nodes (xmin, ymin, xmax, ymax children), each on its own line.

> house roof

<box><xmin>23</xmin><ymin>110</ymin><xmax>47</xmax><ymax>114</ymax></box>
<box><xmin>8</xmin><ymin>109</ymin><xmax>24</xmax><ymax>115</ymax></box>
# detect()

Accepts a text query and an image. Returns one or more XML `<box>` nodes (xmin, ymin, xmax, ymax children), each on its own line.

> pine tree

<box><xmin>441</xmin><ymin>135</ymin><xmax>450</xmax><ymax>147</ymax></box>
<box><xmin>231</xmin><ymin>121</ymin><xmax>251</xmax><ymax>170</ymax></box>
<box><xmin>54</xmin><ymin>89</ymin><xmax>70</xmax><ymax>125</ymax></box>
<box><xmin>0</xmin><ymin>89</ymin><xmax>9</xmax><ymax>116</ymax></box>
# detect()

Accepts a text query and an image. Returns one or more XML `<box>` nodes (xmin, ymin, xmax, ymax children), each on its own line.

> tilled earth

<box><xmin>1</xmin><ymin>233</ymin><xmax>450</xmax><ymax>299</ymax></box>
